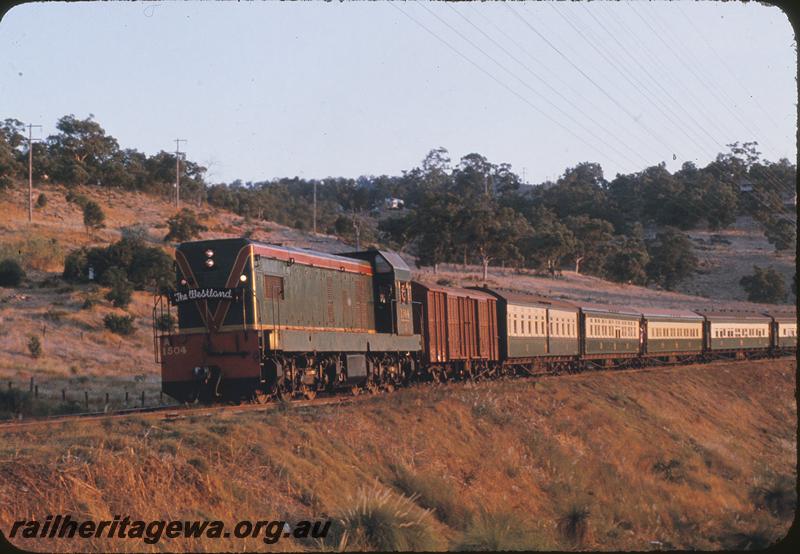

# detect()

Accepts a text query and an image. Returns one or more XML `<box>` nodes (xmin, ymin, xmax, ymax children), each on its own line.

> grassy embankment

<box><xmin>0</xmin><ymin>358</ymin><xmax>795</xmax><ymax>551</ymax></box>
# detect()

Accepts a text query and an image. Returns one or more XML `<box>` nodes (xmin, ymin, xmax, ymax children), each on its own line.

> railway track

<box><xmin>0</xmin><ymin>390</ymin><xmax>371</xmax><ymax>431</ymax></box>
<box><xmin>0</xmin><ymin>356</ymin><xmax>793</xmax><ymax>431</ymax></box>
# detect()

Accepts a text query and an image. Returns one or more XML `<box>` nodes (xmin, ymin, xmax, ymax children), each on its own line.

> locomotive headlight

<box><xmin>179</xmin><ymin>278</ymin><xmax>188</xmax><ymax>286</ymax></box>
<box><xmin>204</xmin><ymin>249</ymin><xmax>214</xmax><ymax>258</ymax></box>
<box><xmin>204</xmin><ymin>258</ymin><xmax>215</xmax><ymax>268</ymax></box>
<box><xmin>239</xmin><ymin>274</ymin><xmax>248</xmax><ymax>282</ymax></box>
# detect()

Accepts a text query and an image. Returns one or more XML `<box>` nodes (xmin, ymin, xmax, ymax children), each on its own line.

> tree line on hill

<box><xmin>0</xmin><ymin>114</ymin><xmax>795</xmax><ymax>298</ymax></box>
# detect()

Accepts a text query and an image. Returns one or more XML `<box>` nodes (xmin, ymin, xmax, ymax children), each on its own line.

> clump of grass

<box><xmin>391</xmin><ymin>463</ymin><xmax>469</xmax><ymax>527</ymax></box>
<box><xmin>652</xmin><ymin>458</ymin><xmax>686</xmax><ymax>483</ymax></box>
<box><xmin>557</xmin><ymin>503</ymin><xmax>591</xmax><ymax>546</ymax></box>
<box><xmin>28</xmin><ymin>335</ymin><xmax>42</xmax><ymax>358</ymax></box>
<box><xmin>456</xmin><ymin>508</ymin><xmax>548</xmax><ymax>551</ymax></box>
<box><xmin>103</xmin><ymin>313</ymin><xmax>135</xmax><ymax>335</ymax></box>
<box><xmin>470</xmin><ymin>393</ymin><xmax>513</xmax><ymax>426</ymax></box>
<box><xmin>750</xmin><ymin>474</ymin><xmax>796</xmax><ymax>520</ymax></box>
<box><xmin>187</xmin><ymin>457</ymin><xmax>208</xmax><ymax>472</ymax></box>
<box><xmin>43</xmin><ymin>307</ymin><xmax>68</xmax><ymax>322</ymax></box>
<box><xmin>327</xmin><ymin>487</ymin><xmax>441</xmax><ymax>551</ymax></box>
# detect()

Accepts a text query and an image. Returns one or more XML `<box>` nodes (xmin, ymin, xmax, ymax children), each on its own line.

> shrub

<box><xmin>155</xmin><ymin>313</ymin><xmax>175</xmax><ymax>332</ymax></box>
<box><xmin>763</xmin><ymin>217</ymin><xmax>796</xmax><ymax>251</ymax></box>
<box><xmin>103</xmin><ymin>267</ymin><xmax>133</xmax><ymax>308</ymax></box>
<box><xmin>120</xmin><ymin>223</ymin><xmax>149</xmax><ymax>242</ymax></box>
<box><xmin>63</xmin><ymin>238</ymin><xmax>173</xmax><ymax>291</ymax></box>
<box><xmin>35</xmin><ymin>192</ymin><xmax>47</xmax><ymax>208</ymax></box>
<box><xmin>62</xmin><ymin>248</ymin><xmax>89</xmax><ymax>282</ymax></box>
<box><xmin>327</xmin><ymin>488</ymin><xmax>440</xmax><ymax>551</ymax></box>
<box><xmin>740</xmin><ymin>266</ymin><xmax>787</xmax><ymax>304</ymax></box>
<box><xmin>82</xmin><ymin>200</ymin><xmax>106</xmax><ymax>232</ymax></box>
<box><xmin>27</xmin><ymin>335</ymin><xmax>42</xmax><ymax>358</ymax></box>
<box><xmin>164</xmin><ymin>209</ymin><xmax>207</xmax><ymax>242</ymax></box>
<box><xmin>103</xmin><ymin>314</ymin><xmax>135</xmax><ymax>336</ymax></box>
<box><xmin>0</xmin><ymin>259</ymin><xmax>25</xmax><ymax>287</ymax></box>
<box><xmin>65</xmin><ymin>190</ymin><xmax>89</xmax><ymax>207</ymax></box>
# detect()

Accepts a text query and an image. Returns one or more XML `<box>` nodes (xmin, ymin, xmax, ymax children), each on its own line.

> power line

<box><xmin>388</xmin><ymin>2</ymin><xmax>636</xmax><ymax>170</ymax></box>
<box><xmin>629</xmin><ymin>4</ymin><xmax>794</xmax><ymax>199</ymax></box>
<box><xmin>675</xmin><ymin>2</ymin><xmax>783</xmax><ymax>132</ymax></box>
<box><xmin>506</xmin><ymin>2</ymin><xmax>678</xmax><ymax>158</ymax></box>
<box><xmin>445</xmin><ymin>3</ymin><xmax>650</xmax><ymax>168</ymax></box>
<box><xmin>596</xmin><ymin>3</ymin><xmax>794</xmax><ymax>208</ymax></box>
<box><xmin>574</xmin><ymin>3</ymin><xmax>723</xmax><ymax>160</ymax></box>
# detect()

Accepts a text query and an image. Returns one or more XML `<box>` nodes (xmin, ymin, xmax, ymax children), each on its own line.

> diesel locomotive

<box><xmin>154</xmin><ymin>238</ymin><xmax>797</xmax><ymax>403</ymax></box>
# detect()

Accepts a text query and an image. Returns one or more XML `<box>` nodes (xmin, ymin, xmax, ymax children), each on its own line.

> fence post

<box><xmin>84</xmin><ymin>391</ymin><xmax>89</xmax><ymax>410</ymax></box>
<box><xmin>62</xmin><ymin>389</ymin><xmax>66</xmax><ymax>401</ymax></box>
<box><xmin>160</xmin><ymin>391</ymin><xmax>163</xmax><ymax>403</ymax></box>
<box><xmin>8</xmin><ymin>381</ymin><xmax>12</xmax><ymax>391</ymax></box>
<box><xmin>105</xmin><ymin>392</ymin><xmax>109</xmax><ymax>405</ymax></box>
<box><xmin>34</xmin><ymin>385</ymin><xmax>38</xmax><ymax>399</ymax></box>
<box><xmin>29</xmin><ymin>377</ymin><xmax>34</xmax><ymax>393</ymax></box>
<box><xmin>125</xmin><ymin>391</ymin><xmax>129</xmax><ymax>405</ymax></box>
<box><xmin>141</xmin><ymin>391</ymin><xmax>145</xmax><ymax>408</ymax></box>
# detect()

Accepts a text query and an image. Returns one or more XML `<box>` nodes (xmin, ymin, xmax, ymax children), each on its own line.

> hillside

<box><xmin>0</xmin><ymin>358</ymin><xmax>795</xmax><ymax>551</ymax></box>
<box><xmin>0</xmin><ymin>183</ymin><xmax>794</xmax><ymax>408</ymax></box>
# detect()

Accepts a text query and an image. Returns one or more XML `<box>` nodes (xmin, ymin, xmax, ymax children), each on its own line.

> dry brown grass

<box><xmin>0</xmin><ymin>358</ymin><xmax>794</xmax><ymax>551</ymax></box>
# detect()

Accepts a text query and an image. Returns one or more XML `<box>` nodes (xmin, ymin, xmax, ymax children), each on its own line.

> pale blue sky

<box><xmin>0</xmin><ymin>1</ymin><xmax>795</xmax><ymax>184</ymax></box>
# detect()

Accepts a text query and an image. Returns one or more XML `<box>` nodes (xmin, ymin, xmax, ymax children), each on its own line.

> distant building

<box><xmin>782</xmin><ymin>192</ymin><xmax>797</xmax><ymax>209</ymax></box>
<box><xmin>384</xmin><ymin>197</ymin><xmax>405</xmax><ymax>210</ymax></box>
<box><xmin>738</xmin><ymin>179</ymin><xmax>754</xmax><ymax>193</ymax></box>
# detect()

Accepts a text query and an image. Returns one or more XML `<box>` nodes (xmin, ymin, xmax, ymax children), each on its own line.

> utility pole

<box><xmin>26</xmin><ymin>124</ymin><xmax>42</xmax><ymax>223</ymax></box>
<box><xmin>312</xmin><ymin>180</ymin><xmax>317</xmax><ymax>234</ymax></box>
<box><xmin>174</xmin><ymin>138</ymin><xmax>187</xmax><ymax>210</ymax></box>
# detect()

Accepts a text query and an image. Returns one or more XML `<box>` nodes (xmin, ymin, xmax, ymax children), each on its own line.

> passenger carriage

<box><xmin>579</xmin><ymin>303</ymin><xmax>642</xmax><ymax>363</ymax></box>
<box><xmin>638</xmin><ymin>307</ymin><xmax>704</xmax><ymax>360</ymax></box>
<box><xmin>471</xmin><ymin>287</ymin><xmax>579</xmax><ymax>372</ymax></box>
<box><xmin>695</xmin><ymin>309</ymin><xmax>772</xmax><ymax>358</ymax></box>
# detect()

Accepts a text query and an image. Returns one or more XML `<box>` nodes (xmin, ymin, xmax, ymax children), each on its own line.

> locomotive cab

<box><xmin>339</xmin><ymin>249</ymin><xmax>415</xmax><ymax>336</ymax></box>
